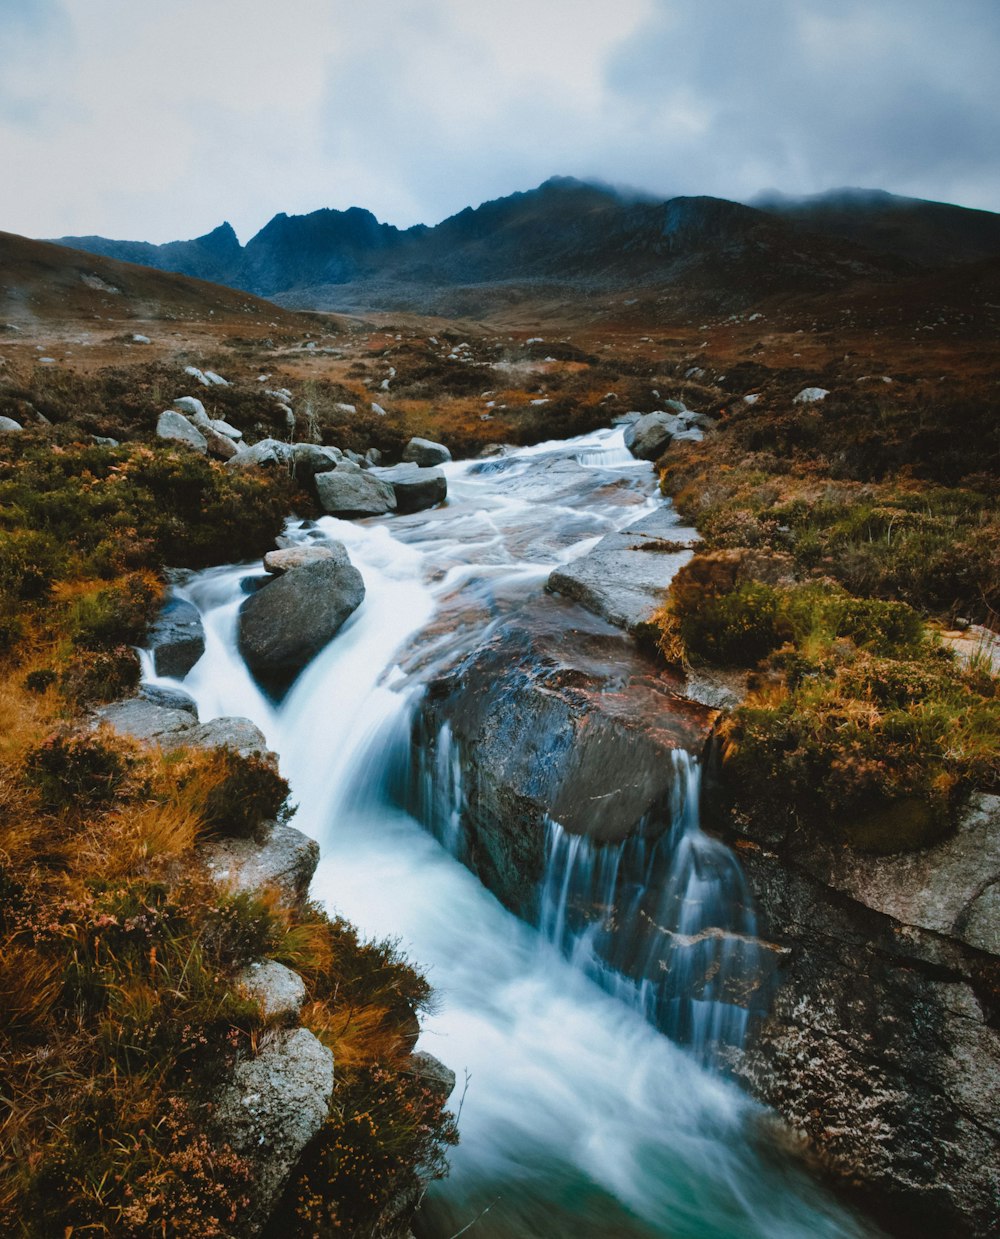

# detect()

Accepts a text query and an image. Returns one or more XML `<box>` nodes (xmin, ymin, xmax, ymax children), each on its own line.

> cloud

<box><xmin>0</xmin><ymin>0</ymin><xmax>997</xmax><ymax>244</ymax></box>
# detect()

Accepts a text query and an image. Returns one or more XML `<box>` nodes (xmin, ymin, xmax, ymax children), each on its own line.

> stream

<box><xmin>144</xmin><ymin>427</ymin><xmax>878</xmax><ymax>1238</ymax></box>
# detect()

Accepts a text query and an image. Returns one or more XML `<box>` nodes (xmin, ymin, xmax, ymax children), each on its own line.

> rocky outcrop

<box><xmin>212</xmin><ymin>1028</ymin><xmax>335</xmax><ymax>1237</ymax></box>
<box><xmin>314</xmin><ymin>462</ymin><xmax>397</xmax><ymax>517</ymax></box>
<box><xmin>148</xmin><ymin>596</ymin><xmax>205</xmax><ymax>677</ymax></box>
<box><xmin>413</xmin><ymin>598</ymin><xmax>718</xmax><ymax>917</ymax></box>
<box><xmin>624</xmin><ymin>410</ymin><xmax>704</xmax><ymax>460</ymax></box>
<box><xmin>402</xmin><ymin>436</ymin><xmax>451</xmax><ymax>466</ymax></box>
<box><xmin>373</xmin><ymin>463</ymin><xmax>447</xmax><ymax>514</ymax></box>
<box><xmin>238</xmin><ymin>556</ymin><xmax>365</xmax><ymax>682</ymax></box>
<box><xmin>707</xmin><ymin>786</ymin><xmax>1000</xmax><ymax>1238</ymax></box>
<box><xmin>546</xmin><ymin>504</ymin><xmax>698</xmax><ymax>632</ymax></box>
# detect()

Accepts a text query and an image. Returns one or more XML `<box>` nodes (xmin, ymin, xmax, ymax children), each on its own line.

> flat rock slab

<box><xmin>546</xmin><ymin>504</ymin><xmax>699</xmax><ymax>633</ymax></box>
<box><xmin>95</xmin><ymin>699</ymin><xmax>275</xmax><ymax>764</ymax></box>
<box><xmin>213</xmin><ymin>1028</ymin><xmax>334</xmax><ymax>1237</ymax></box>
<box><xmin>201</xmin><ymin>821</ymin><xmax>319</xmax><ymax>905</ymax></box>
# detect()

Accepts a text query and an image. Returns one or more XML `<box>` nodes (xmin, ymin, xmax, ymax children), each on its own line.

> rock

<box><xmin>547</xmin><ymin>505</ymin><xmax>699</xmax><ymax>632</ymax></box>
<box><xmin>185</xmin><ymin>716</ymin><xmax>276</xmax><ymax>766</ymax></box>
<box><xmin>477</xmin><ymin>443</ymin><xmax>507</xmax><ymax>458</ymax></box>
<box><xmin>373</xmin><ymin>463</ymin><xmax>447</xmax><ymax>515</ymax></box>
<box><xmin>204</xmin><ymin>426</ymin><xmax>239</xmax><ymax>461</ymax></box>
<box><xmin>201</xmin><ymin>821</ymin><xmax>319</xmax><ymax>905</ymax></box>
<box><xmin>793</xmin><ymin>386</ymin><xmax>830</xmax><ymax>403</ymax></box>
<box><xmin>291</xmin><ymin>442</ymin><xmax>343</xmax><ymax>484</ymax></box>
<box><xmin>623</xmin><ymin>411</ymin><xmax>683</xmax><ymax>460</ymax></box>
<box><xmin>412</xmin><ymin>600</ymin><xmax>719</xmax><ymax>917</ymax></box>
<box><xmin>212</xmin><ymin>1028</ymin><xmax>334</xmax><ymax>1236</ymax></box>
<box><xmin>402</xmin><ymin>436</ymin><xmax>451</xmax><ymax>466</ymax></box>
<box><xmin>204</xmin><ymin>370</ymin><xmax>229</xmax><ymax>386</ymax></box>
<box><xmin>210</xmin><ymin>417</ymin><xmax>243</xmax><ymax>440</ymax></box>
<box><xmin>226</xmin><ymin>438</ymin><xmax>293</xmax><ymax>470</ymax></box>
<box><xmin>138</xmin><ymin>683</ymin><xmax>199</xmax><ymax>715</ymax></box>
<box><xmin>263</xmin><ymin>543</ymin><xmax>348</xmax><ymax>575</ymax></box>
<box><xmin>149</xmin><ymin>596</ymin><xmax>205</xmax><ymax>678</ymax></box>
<box><xmin>238</xmin><ymin>558</ymin><xmax>366</xmax><ymax>681</ymax></box>
<box><xmin>94</xmin><ymin>698</ymin><xmax>196</xmax><ymax>744</ymax></box>
<box><xmin>184</xmin><ymin>365</ymin><xmax>211</xmax><ymax>386</ymax></box>
<box><xmin>314</xmin><ymin>465</ymin><xmax>397</xmax><ymax>518</ymax></box>
<box><xmin>718</xmin><ymin>790</ymin><xmax>1000</xmax><ymax>1238</ymax></box>
<box><xmin>156</xmin><ymin>410</ymin><xmax>208</xmax><ymax>453</ymax></box>
<box><xmin>0</xmin><ymin>416</ymin><xmax>23</xmax><ymax>434</ymax></box>
<box><xmin>237</xmin><ymin>960</ymin><xmax>307</xmax><ymax>1021</ymax></box>
<box><xmin>91</xmin><ymin>435</ymin><xmax>119</xmax><ymax>447</ymax></box>
<box><xmin>344</xmin><ymin>449</ymin><xmax>368</xmax><ymax>468</ymax></box>
<box><xmin>173</xmin><ymin>396</ymin><xmax>207</xmax><ymax>419</ymax></box>
<box><xmin>365</xmin><ymin>447</ymin><xmax>383</xmax><ymax>466</ymax></box>
<box><xmin>131</xmin><ymin>333</ymin><xmax>151</xmax><ymax>344</ymax></box>
<box><xmin>408</xmin><ymin>1052</ymin><xmax>456</xmax><ymax>1101</ymax></box>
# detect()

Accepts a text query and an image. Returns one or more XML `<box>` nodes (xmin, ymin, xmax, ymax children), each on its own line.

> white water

<box><xmin>145</xmin><ymin>428</ymin><xmax>878</xmax><ymax>1238</ymax></box>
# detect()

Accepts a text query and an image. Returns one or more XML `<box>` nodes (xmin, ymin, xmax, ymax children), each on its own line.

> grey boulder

<box><xmin>201</xmin><ymin>821</ymin><xmax>319</xmax><ymax>905</ymax></box>
<box><xmin>156</xmin><ymin>410</ymin><xmax>207</xmax><ymax>452</ymax></box>
<box><xmin>149</xmin><ymin>596</ymin><xmax>205</xmax><ymax>678</ymax></box>
<box><xmin>374</xmin><ymin>463</ymin><xmax>447</xmax><ymax>514</ymax></box>
<box><xmin>237</xmin><ymin>960</ymin><xmax>307</xmax><ymax>1022</ymax></box>
<box><xmin>263</xmin><ymin>543</ymin><xmax>349</xmax><ymax>574</ymax></box>
<box><xmin>238</xmin><ymin>558</ymin><xmax>366</xmax><ymax>679</ymax></box>
<box><xmin>0</xmin><ymin>416</ymin><xmax>23</xmax><ymax>434</ymax></box>
<box><xmin>227</xmin><ymin>438</ymin><xmax>293</xmax><ymax>470</ymax></box>
<box><xmin>314</xmin><ymin>463</ymin><xmax>397</xmax><ymax>518</ymax></box>
<box><xmin>402</xmin><ymin>436</ymin><xmax>451</xmax><ymax>466</ymax></box>
<box><xmin>623</xmin><ymin>412</ymin><xmax>683</xmax><ymax>461</ymax></box>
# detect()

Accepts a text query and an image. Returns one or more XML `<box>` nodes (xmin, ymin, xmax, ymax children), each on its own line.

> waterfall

<box><xmin>141</xmin><ymin>425</ymin><xmax>880</xmax><ymax>1238</ymax></box>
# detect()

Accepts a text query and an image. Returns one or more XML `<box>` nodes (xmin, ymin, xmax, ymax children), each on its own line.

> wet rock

<box><xmin>237</xmin><ymin>960</ymin><xmax>307</xmax><ymax>1021</ymax></box>
<box><xmin>201</xmin><ymin>821</ymin><xmax>319</xmax><ymax>905</ymax></box>
<box><xmin>263</xmin><ymin>543</ymin><xmax>348</xmax><ymax>574</ymax></box>
<box><xmin>138</xmin><ymin>682</ymin><xmax>199</xmax><ymax>715</ymax></box>
<box><xmin>148</xmin><ymin>596</ymin><xmax>205</xmax><ymax>677</ymax></box>
<box><xmin>414</xmin><ymin>600</ymin><xmax>718</xmax><ymax>917</ymax></box>
<box><xmin>402</xmin><ymin>436</ymin><xmax>451</xmax><ymax>466</ymax></box>
<box><xmin>238</xmin><ymin>558</ymin><xmax>366</xmax><ymax>681</ymax></box>
<box><xmin>156</xmin><ymin>410</ymin><xmax>207</xmax><ymax>452</ymax></box>
<box><xmin>373</xmin><ymin>463</ymin><xmax>447</xmax><ymax>514</ymax></box>
<box><xmin>547</xmin><ymin>505</ymin><xmax>699</xmax><ymax>633</ymax></box>
<box><xmin>212</xmin><ymin>1028</ymin><xmax>334</xmax><ymax>1236</ymax></box>
<box><xmin>314</xmin><ymin>463</ymin><xmax>397</xmax><ymax>518</ymax></box>
<box><xmin>226</xmin><ymin>438</ymin><xmax>294</xmax><ymax>470</ymax></box>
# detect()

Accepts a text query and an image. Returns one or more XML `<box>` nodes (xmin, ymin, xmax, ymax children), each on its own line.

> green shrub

<box><xmin>26</xmin><ymin>728</ymin><xmax>136</xmax><ymax>811</ymax></box>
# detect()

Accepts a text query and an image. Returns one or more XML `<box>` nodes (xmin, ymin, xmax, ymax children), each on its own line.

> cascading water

<box><xmin>142</xmin><ymin>427</ymin><xmax>880</xmax><ymax>1238</ymax></box>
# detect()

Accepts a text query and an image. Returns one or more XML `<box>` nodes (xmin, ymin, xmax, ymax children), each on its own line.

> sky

<box><xmin>1</xmin><ymin>0</ymin><xmax>998</xmax><ymax>244</ymax></box>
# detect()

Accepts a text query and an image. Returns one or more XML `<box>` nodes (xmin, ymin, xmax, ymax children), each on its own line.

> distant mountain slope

<box><xmin>753</xmin><ymin>187</ymin><xmax>1000</xmax><ymax>268</ymax></box>
<box><xmin>47</xmin><ymin>177</ymin><xmax>1000</xmax><ymax>314</ymax></box>
<box><xmin>0</xmin><ymin>230</ymin><xmax>302</xmax><ymax>325</ymax></box>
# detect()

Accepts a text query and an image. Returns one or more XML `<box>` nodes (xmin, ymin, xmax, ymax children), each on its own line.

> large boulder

<box><xmin>314</xmin><ymin>463</ymin><xmax>397</xmax><ymax>518</ymax></box>
<box><xmin>212</xmin><ymin>1028</ymin><xmax>334</xmax><ymax>1237</ymax></box>
<box><xmin>623</xmin><ymin>412</ymin><xmax>683</xmax><ymax>461</ymax></box>
<box><xmin>402</xmin><ymin>436</ymin><xmax>451</xmax><ymax>466</ymax></box>
<box><xmin>237</xmin><ymin>960</ymin><xmax>307</xmax><ymax>1022</ymax></box>
<box><xmin>238</xmin><ymin>558</ymin><xmax>365</xmax><ymax>681</ymax></box>
<box><xmin>201</xmin><ymin>821</ymin><xmax>319</xmax><ymax>905</ymax></box>
<box><xmin>291</xmin><ymin>442</ymin><xmax>343</xmax><ymax>484</ymax></box>
<box><xmin>156</xmin><ymin>410</ymin><xmax>208</xmax><ymax>453</ymax></box>
<box><xmin>148</xmin><ymin>596</ymin><xmax>206</xmax><ymax>677</ymax></box>
<box><xmin>0</xmin><ymin>416</ymin><xmax>23</xmax><ymax>434</ymax></box>
<box><xmin>373</xmin><ymin>463</ymin><xmax>447</xmax><ymax>514</ymax></box>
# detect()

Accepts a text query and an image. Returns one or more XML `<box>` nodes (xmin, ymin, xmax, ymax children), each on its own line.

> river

<box><xmin>144</xmin><ymin>427</ymin><xmax>878</xmax><ymax>1238</ymax></box>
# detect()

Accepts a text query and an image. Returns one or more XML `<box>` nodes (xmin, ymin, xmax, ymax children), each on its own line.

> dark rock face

<box><xmin>149</xmin><ymin>596</ymin><xmax>205</xmax><ymax>677</ymax></box>
<box><xmin>402</xmin><ymin>436</ymin><xmax>452</xmax><ymax>467</ymax></box>
<box><xmin>413</xmin><ymin>600</ymin><xmax>718</xmax><ymax>918</ymax></box>
<box><xmin>314</xmin><ymin>463</ymin><xmax>397</xmax><ymax>517</ymax></box>
<box><xmin>373</xmin><ymin>462</ymin><xmax>447</xmax><ymax>514</ymax></box>
<box><xmin>238</xmin><ymin>558</ymin><xmax>365</xmax><ymax>682</ymax></box>
<box><xmin>546</xmin><ymin>504</ymin><xmax>698</xmax><ymax>632</ymax></box>
<box><xmin>710</xmin><ymin>789</ymin><xmax>1000</xmax><ymax>1238</ymax></box>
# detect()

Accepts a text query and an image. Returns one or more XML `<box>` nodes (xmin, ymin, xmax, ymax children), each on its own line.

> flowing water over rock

<box><xmin>142</xmin><ymin>428</ymin><xmax>879</xmax><ymax>1238</ymax></box>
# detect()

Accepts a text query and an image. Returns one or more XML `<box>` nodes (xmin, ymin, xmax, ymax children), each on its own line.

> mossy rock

<box><xmin>843</xmin><ymin>797</ymin><xmax>950</xmax><ymax>855</ymax></box>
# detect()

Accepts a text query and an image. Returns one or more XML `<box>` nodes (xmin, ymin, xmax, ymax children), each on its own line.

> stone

<box><xmin>365</xmin><ymin>447</ymin><xmax>383</xmax><ymax>466</ymax></box>
<box><xmin>408</xmin><ymin>1052</ymin><xmax>456</xmax><ymax>1101</ymax></box>
<box><xmin>91</xmin><ymin>435</ymin><xmax>119</xmax><ymax>447</ymax></box>
<box><xmin>149</xmin><ymin>596</ymin><xmax>205</xmax><ymax>678</ymax></box>
<box><xmin>156</xmin><ymin>409</ymin><xmax>208</xmax><ymax>452</ymax></box>
<box><xmin>201</xmin><ymin>821</ymin><xmax>319</xmax><ymax>905</ymax></box>
<box><xmin>185</xmin><ymin>715</ymin><xmax>276</xmax><ymax>765</ymax></box>
<box><xmin>173</xmin><ymin>396</ymin><xmax>207</xmax><ymax>419</ymax></box>
<box><xmin>237</xmin><ymin>960</ymin><xmax>307</xmax><ymax>1021</ymax></box>
<box><xmin>263</xmin><ymin>543</ymin><xmax>348</xmax><ymax>575</ymax></box>
<box><xmin>0</xmin><ymin>416</ymin><xmax>23</xmax><ymax>434</ymax></box>
<box><xmin>204</xmin><ymin>427</ymin><xmax>238</xmax><ymax>460</ymax></box>
<box><xmin>212</xmin><ymin>1028</ymin><xmax>334</xmax><ymax>1236</ymax></box>
<box><xmin>793</xmin><ymin>386</ymin><xmax>830</xmax><ymax>403</ymax></box>
<box><xmin>402</xmin><ymin>436</ymin><xmax>452</xmax><ymax>466</ymax></box>
<box><xmin>623</xmin><ymin>411</ymin><xmax>683</xmax><ymax>461</ymax></box>
<box><xmin>94</xmin><ymin>698</ymin><xmax>195</xmax><ymax>744</ymax></box>
<box><xmin>373</xmin><ymin>463</ymin><xmax>447</xmax><ymax>515</ymax></box>
<box><xmin>291</xmin><ymin>442</ymin><xmax>343</xmax><ymax>484</ymax></box>
<box><xmin>238</xmin><ymin>558</ymin><xmax>366</xmax><ymax>680</ymax></box>
<box><xmin>226</xmin><ymin>438</ymin><xmax>294</xmax><ymax>470</ymax></box>
<box><xmin>314</xmin><ymin>465</ymin><xmax>397</xmax><ymax>518</ymax></box>
<box><xmin>210</xmin><ymin>417</ymin><xmax>243</xmax><ymax>440</ymax></box>
<box><xmin>546</xmin><ymin>505</ymin><xmax>699</xmax><ymax>632</ymax></box>
<box><xmin>138</xmin><ymin>683</ymin><xmax>199</xmax><ymax>715</ymax></box>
